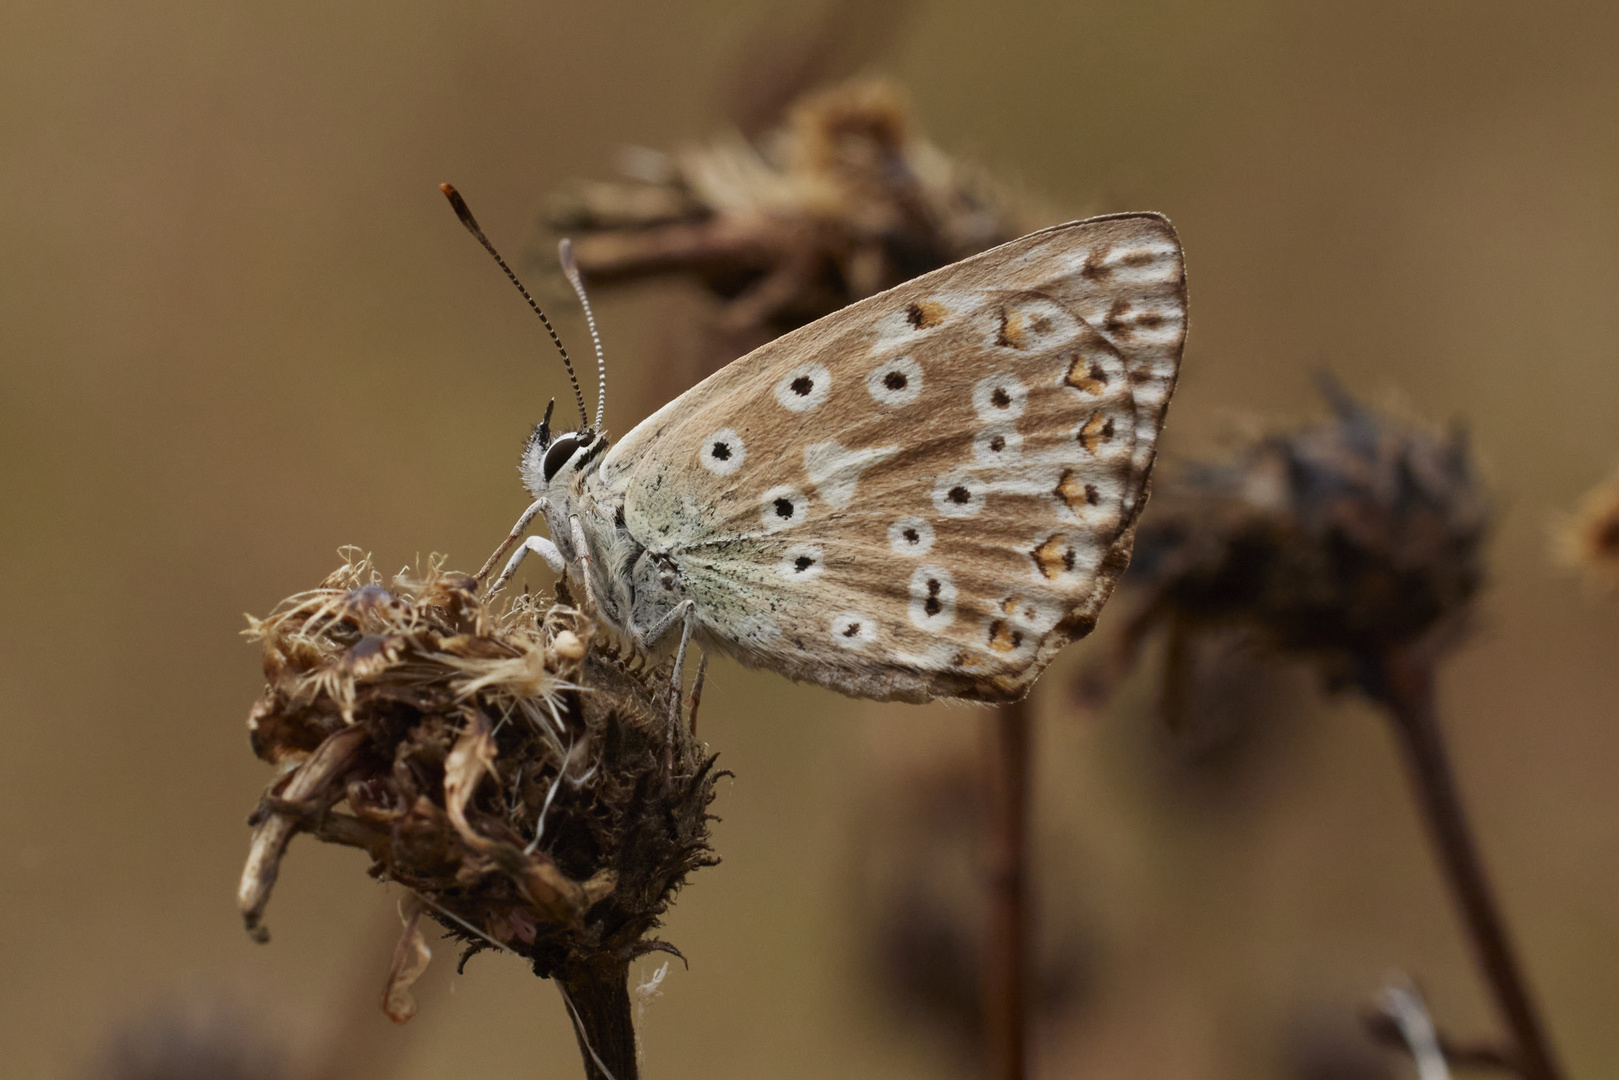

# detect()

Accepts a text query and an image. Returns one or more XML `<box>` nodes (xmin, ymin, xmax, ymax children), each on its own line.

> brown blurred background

<box><xmin>3</xmin><ymin>1</ymin><xmax>1617</xmax><ymax>1077</ymax></box>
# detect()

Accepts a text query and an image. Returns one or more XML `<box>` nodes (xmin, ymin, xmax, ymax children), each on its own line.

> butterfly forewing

<box><xmin>599</xmin><ymin>213</ymin><xmax>1186</xmax><ymax>702</ymax></box>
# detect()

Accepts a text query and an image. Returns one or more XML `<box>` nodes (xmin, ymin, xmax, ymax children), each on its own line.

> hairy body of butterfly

<box><xmin>499</xmin><ymin>213</ymin><xmax>1187</xmax><ymax>704</ymax></box>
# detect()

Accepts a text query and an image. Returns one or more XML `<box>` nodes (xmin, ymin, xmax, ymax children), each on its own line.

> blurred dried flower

<box><xmin>87</xmin><ymin>993</ymin><xmax>299</xmax><ymax>1080</ymax></box>
<box><xmin>1148</xmin><ymin>621</ymin><xmax>1300</xmax><ymax>766</ymax></box>
<box><xmin>1082</xmin><ymin>376</ymin><xmax>1489</xmax><ymax>706</ymax></box>
<box><xmin>853</xmin><ymin>756</ymin><xmax>1092</xmax><ymax>1063</ymax></box>
<box><xmin>716</xmin><ymin>0</ymin><xmax>915</xmax><ymax>141</ymax></box>
<box><xmin>1073</xmin><ymin>383</ymin><xmax>1571</xmax><ymax>1080</ymax></box>
<box><xmin>237</xmin><ymin>550</ymin><xmax>721</xmax><ymax>1080</ymax></box>
<box><xmin>1554</xmin><ymin>467</ymin><xmax>1619</xmax><ymax>593</ymax></box>
<box><xmin>550</xmin><ymin>78</ymin><xmax>1050</xmax><ymax>380</ymax></box>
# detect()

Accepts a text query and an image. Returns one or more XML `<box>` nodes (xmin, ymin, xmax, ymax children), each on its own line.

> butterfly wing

<box><xmin>599</xmin><ymin>213</ymin><xmax>1186</xmax><ymax>702</ymax></box>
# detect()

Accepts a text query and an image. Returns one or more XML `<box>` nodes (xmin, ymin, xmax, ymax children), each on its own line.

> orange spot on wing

<box><xmin>986</xmin><ymin>619</ymin><xmax>1022</xmax><ymax>652</ymax></box>
<box><xmin>907</xmin><ymin>299</ymin><xmax>947</xmax><ymax>329</ymax></box>
<box><xmin>1064</xmin><ymin>352</ymin><xmax>1109</xmax><ymax>394</ymax></box>
<box><xmin>996</xmin><ymin>309</ymin><xmax>1027</xmax><ymax>349</ymax></box>
<box><xmin>1077</xmin><ymin>412</ymin><xmax>1114</xmax><ymax>454</ymax></box>
<box><xmin>1055</xmin><ymin>469</ymin><xmax>1099</xmax><ymax>510</ymax></box>
<box><xmin>1031</xmin><ymin>535</ymin><xmax>1074</xmax><ymax>580</ymax></box>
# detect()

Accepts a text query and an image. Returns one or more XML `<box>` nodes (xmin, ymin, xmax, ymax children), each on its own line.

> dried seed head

<box><xmin>1556</xmin><ymin>467</ymin><xmax>1619</xmax><ymax>593</ymax></box>
<box><xmin>1095</xmin><ymin>378</ymin><xmax>1490</xmax><ymax>702</ymax></box>
<box><xmin>238</xmin><ymin>549</ymin><xmax>721</xmax><ymax>1009</ymax></box>
<box><xmin>548</xmin><ymin>78</ymin><xmax>1049</xmax><ymax>373</ymax></box>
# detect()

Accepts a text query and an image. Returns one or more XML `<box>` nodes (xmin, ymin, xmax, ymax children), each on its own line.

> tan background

<box><xmin>3</xmin><ymin>1</ymin><xmax>1618</xmax><ymax>1077</ymax></box>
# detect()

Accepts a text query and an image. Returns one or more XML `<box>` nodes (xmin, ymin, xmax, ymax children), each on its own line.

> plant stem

<box><xmin>1379</xmin><ymin>650</ymin><xmax>1563</xmax><ymax>1080</ymax></box>
<box><xmin>983</xmin><ymin>696</ymin><xmax>1031</xmax><ymax>1080</ymax></box>
<box><xmin>557</xmin><ymin>957</ymin><xmax>639</xmax><ymax>1080</ymax></box>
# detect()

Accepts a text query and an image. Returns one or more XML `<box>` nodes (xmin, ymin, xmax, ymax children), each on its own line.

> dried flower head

<box><xmin>550</xmin><ymin>78</ymin><xmax>1048</xmax><ymax>368</ymax></box>
<box><xmin>1555</xmin><ymin>467</ymin><xmax>1619</xmax><ymax>593</ymax></box>
<box><xmin>1082</xmin><ymin>377</ymin><xmax>1489</xmax><ymax>705</ymax></box>
<box><xmin>237</xmin><ymin>549</ymin><xmax>720</xmax><ymax>1073</ymax></box>
<box><xmin>853</xmin><ymin>757</ymin><xmax>1091</xmax><ymax>1055</ymax></box>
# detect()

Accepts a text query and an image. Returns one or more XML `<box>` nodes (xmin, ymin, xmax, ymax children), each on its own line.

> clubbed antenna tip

<box><xmin>440</xmin><ymin>182</ymin><xmax>479</xmax><ymax>233</ymax></box>
<box><xmin>440</xmin><ymin>183</ymin><xmax>590</xmax><ymax>431</ymax></box>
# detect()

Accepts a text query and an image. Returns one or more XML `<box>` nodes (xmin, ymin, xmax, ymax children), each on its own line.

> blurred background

<box><xmin>3</xmin><ymin>1</ymin><xmax>1617</xmax><ymax>1077</ymax></box>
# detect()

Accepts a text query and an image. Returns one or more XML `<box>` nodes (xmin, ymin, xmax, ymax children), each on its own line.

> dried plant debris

<box><xmin>718</xmin><ymin>0</ymin><xmax>916</xmax><ymax>141</ymax></box>
<box><xmin>1556</xmin><ymin>467</ymin><xmax>1619</xmax><ymax>593</ymax></box>
<box><xmin>237</xmin><ymin>550</ymin><xmax>722</xmax><ymax>1026</ymax></box>
<box><xmin>549</xmin><ymin>78</ymin><xmax>1049</xmax><ymax>353</ymax></box>
<box><xmin>1081</xmin><ymin>376</ymin><xmax>1489</xmax><ymax>706</ymax></box>
<box><xmin>88</xmin><ymin>994</ymin><xmax>300</xmax><ymax>1080</ymax></box>
<box><xmin>853</xmin><ymin>757</ymin><xmax>1092</xmax><ymax>1056</ymax></box>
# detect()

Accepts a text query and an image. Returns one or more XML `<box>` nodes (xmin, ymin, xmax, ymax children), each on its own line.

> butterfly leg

<box><xmin>687</xmin><ymin>650</ymin><xmax>708</xmax><ymax>738</ymax></box>
<box><xmin>666</xmin><ymin>604</ymin><xmax>697</xmax><ymax>729</ymax></box>
<box><xmin>569</xmin><ymin>515</ymin><xmax>602</xmax><ymax>614</ymax></box>
<box><xmin>476</xmin><ymin>498</ymin><xmax>549</xmax><ymax>584</ymax></box>
<box><xmin>490</xmin><ymin>535</ymin><xmax>566</xmax><ymax>595</ymax></box>
<box><xmin>663</xmin><ymin>646</ymin><xmax>707</xmax><ymax>773</ymax></box>
<box><xmin>624</xmin><ymin>598</ymin><xmax>699</xmax><ymax>728</ymax></box>
<box><xmin>630</xmin><ymin>598</ymin><xmax>696</xmax><ymax>653</ymax></box>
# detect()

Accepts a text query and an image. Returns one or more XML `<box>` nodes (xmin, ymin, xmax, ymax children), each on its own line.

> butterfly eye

<box><xmin>543</xmin><ymin>433</ymin><xmax>583</xmax><ymax>482</ymax></box>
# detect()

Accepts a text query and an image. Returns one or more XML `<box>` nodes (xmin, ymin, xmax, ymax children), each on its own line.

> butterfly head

<box><xmin>438</xmin><ymin>186</ymin><xmax>616</xmax><ymax>503</ymax></box>
<box><xmin>521</xmin><ymin>398</ymin><xmax>608</xmax><ymax>498</ymax></box>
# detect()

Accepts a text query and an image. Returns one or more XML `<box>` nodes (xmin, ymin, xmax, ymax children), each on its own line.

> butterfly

<box><xmin>447</xmin><ymin>187</ymin><xmax>1187</xmax><ymax>704</ymax></box>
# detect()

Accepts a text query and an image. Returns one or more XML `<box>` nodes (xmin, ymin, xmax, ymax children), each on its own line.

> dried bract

<box><xmin>1084</xmin><ymin>379</ymin><xmax>1489</xmax><ymax>704</ymax></box>
<box><xmin>550</xmin><ymin>79</ymin><xmax>1046</xmax><ymax>356</ymax></box>
<box><xmin>1555</xmin><ymin>467</ymin><xmax>1619</xmax><ymax>593</ymax></box>
<box><xmin>237</xmin><ymin>549</ymin><xmax>720</xmax><ymax>1062</ymax></box>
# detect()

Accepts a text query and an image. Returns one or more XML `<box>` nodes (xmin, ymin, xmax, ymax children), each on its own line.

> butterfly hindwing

<box><xmin>597</xmin><ymin>214</ymin><xmax>1186</xmax><ymax>702</ymax></box>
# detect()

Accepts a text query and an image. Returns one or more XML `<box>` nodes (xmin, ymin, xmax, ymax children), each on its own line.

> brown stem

<box><xmin>1379</xmin><ymin>650</ymin><xmax>1563</xmax><ymax>1080</ymax></box>
<box><xmin>557</xmin><ymin>957</ymin><xmax>639</xmax><ymax>1080</ymax></box>
<box><xmin>983</xmin><ymin>697</ymin><xmax>1031</xmax><ymax>1080</ymax></box>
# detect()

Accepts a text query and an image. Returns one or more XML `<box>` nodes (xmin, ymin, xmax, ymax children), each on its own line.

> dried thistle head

<box><xmin>549</xmin><ymin>78</ymin><xmax>1047</xmax><ymax>364</ymax></box>
<box><xmin>238</xmin><ymin>550</ymin><xmax>720</xmax><ymax>1020</ymax></box>
<box><xmin>1085</xmin><ymin>378</ymin><xmax>1489</xmax><ymax>705</ymax></box>
<box><xmin>1555</xmin><ymin>467</ymin><xmax>1619</xmax><ymax>593</ymax></box>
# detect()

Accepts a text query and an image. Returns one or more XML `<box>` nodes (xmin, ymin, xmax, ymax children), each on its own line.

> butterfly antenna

<box><xmin>557</xmin><ymin>238</ymin><xmax>608</xmax><ymax>430</ymax></box>
<box><xmin>439</xmin><ymin>184</ymin><xmax>589</xmax><ymax>430</ymax></box>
